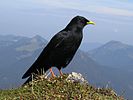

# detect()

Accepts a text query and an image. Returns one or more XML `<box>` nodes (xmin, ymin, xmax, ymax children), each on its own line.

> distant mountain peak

<box><xmin>31</xmin><ymin>35</ymin><xmax>47</xmax><ymax>43</ymax></box>
<box><xmin>32</xmin><ymin>35</ymin><xmax>44</xmax><ymax>40</ymax></box>
<box><xmin>106</xmin><ymin>40</ymin><xmax>122</xmax><ymax>45</ymax></box>
<box><xmin>15</xmin><ymin>35</ymin><xmax>48</xmax><ymax>52</ymax></box>
<box><xmin>88</xmin><ymin>40</ymin><xmax>133</xmax><ymax>68</ymax></box>
<box><xmin>101</xmin><ymin>40</ymin><xmax>130</xmax><ymax>50</ymax></box>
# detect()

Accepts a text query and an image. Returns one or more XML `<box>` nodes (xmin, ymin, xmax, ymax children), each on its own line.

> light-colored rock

<box><xmin>66</xmin><ymin>72</ymin><xmax>88</xmax><ymax>84</ymax></box>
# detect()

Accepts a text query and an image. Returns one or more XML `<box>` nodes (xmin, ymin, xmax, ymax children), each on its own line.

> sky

<box><xmin>0</xmin><ymin>0</ymin><xmax>133</xmax><ymax>44</ymax></box>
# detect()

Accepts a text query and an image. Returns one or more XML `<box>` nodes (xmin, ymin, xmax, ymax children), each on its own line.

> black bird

<box><xmin>22</xmin><ymin>16</ymin><xmax>95</xmax><ymax>83</ymax></box>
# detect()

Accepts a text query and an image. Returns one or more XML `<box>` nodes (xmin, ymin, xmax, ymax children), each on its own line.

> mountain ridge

<box><xmin>88</xmin><ymin>40</ymin><xmax>133</xmax><ymax>67</ymax></box>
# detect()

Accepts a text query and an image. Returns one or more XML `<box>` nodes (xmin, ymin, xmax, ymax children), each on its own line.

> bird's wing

<box><xmin>22</xmin><ymin>31</ymin><xmax>69</xmax><ymax>79</ymax></box>
<box><xmin>36</xmin><ymin>31</ymin><xmax>69</xmax><ymax>62</ymax></box>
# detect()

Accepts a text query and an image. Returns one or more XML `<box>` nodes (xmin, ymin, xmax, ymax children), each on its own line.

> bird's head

<box><xmin>66</xmin><ymin>16</ymin><xmax>95</xmax><ymax>31</ymax></box>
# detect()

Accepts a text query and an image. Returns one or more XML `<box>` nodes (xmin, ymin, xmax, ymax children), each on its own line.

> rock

<box><xmin>66</xmin><ymin>72</ymin><xmax>88</xmax><ymax>84</ymax></box>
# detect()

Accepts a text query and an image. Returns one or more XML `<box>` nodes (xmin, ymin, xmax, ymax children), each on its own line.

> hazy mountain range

<box><xmin>88</xmin><ymin>40</ymin><xmax>133</xmax><ymax>68</ymax></box>
<box><xmin>0</xmin><ymin>34</ymin><xmax>132</xmax><ymax>99</ymax></box>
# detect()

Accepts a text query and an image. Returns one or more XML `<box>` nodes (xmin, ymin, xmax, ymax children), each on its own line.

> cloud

<box><xmin>87</xmin><ymin>6</ymin><xmax>133</xmax><ymax>17</ymax></box>
<box><xmin>37</xmin><ymin>0</ymin><xmax>133</xmax><ymax>17</ymax></box>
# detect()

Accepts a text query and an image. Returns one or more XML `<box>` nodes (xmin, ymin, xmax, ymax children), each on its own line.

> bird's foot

<box><xmin>50</xmin><ymin>68</ymin><xmax>56</xmax><ymax>78</ymax></box>
<box><xmin>59</xmin><ymin>69</ymin><xmax>63</xmax><ymax>76</ymax></box>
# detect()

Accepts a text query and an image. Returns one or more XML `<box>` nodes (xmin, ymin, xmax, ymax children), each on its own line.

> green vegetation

<box><xmin>0</xmin><ymin>74</ymin><xmax>124</xmax><ymax>100</ymax></box>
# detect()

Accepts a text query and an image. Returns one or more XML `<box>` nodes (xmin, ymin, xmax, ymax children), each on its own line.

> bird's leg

<box><xmin>49</xmin><ymin>68</ymin><xmax>56</xmax><ymax>77</ymax></box>
<box><xmin>59</xmin><ymin>69</ymin><xmax>63</xmax><ymax>76</ymax></box>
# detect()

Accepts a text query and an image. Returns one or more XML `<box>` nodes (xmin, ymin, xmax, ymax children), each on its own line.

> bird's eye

<box><xmin>81</xmin><ymin>20</ymin><xmax>86</xmax><ymax>24</ymax></box>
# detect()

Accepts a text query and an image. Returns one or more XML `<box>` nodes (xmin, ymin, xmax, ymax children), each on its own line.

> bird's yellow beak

<box><xmin>87</xmin><ymin>21</ymin><xmax>95</xmax><ymax>25</ymax></box>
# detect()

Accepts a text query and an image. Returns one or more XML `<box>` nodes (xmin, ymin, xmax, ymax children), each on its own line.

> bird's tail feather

<box><xmin>22</xmin><ymin>62</ymin><xmax>37</xmax><ymax>79</ymax></box>
<box><xmin>22</xmin><ymin>76</ymin><xmax>32</xmax><ymax>86</ymax></box>
<box><xmin>22</xmin><ymin>73</ymin><xmax>40</xmax><ymax>86</ymax></box>
<box><xmin>22</xmin><ymin>61</ymin><xmax>50</xmax><ymax>79</ymax></box>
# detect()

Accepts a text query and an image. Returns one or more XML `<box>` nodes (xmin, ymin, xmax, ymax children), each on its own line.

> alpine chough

<box><xmin>22</xmin><ymin>16</ymin><xmax>95</xmax><ymax>83</ymax></box>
